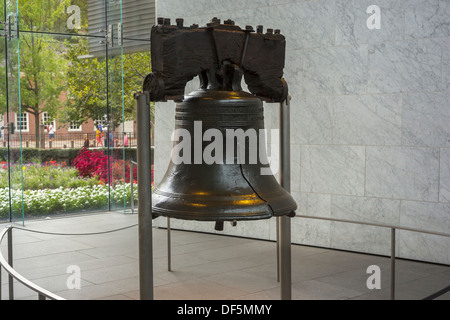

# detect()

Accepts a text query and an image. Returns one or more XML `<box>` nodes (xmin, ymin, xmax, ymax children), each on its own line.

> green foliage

<box><xmin>0</xmin><ymin>161</ymin><xmax>100</xmax><ymax>190</ymax></box>
<box><xmin>2</xmin><ymin>0</ymin><xmax>153</xmax><ymax>133</ymax></box>
<box><xmin>0</xmin><ymin>147</ymin><xmax>141</xmax><ymax>165</ymax></box>
<box><xmin>63</xmin><ymin>37</ymin><xmax>152</xmax><ymax>128</ymax></box>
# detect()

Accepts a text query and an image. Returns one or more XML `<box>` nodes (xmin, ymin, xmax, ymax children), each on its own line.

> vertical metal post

<box><xmin>7</xmin><ymin>227</ymin><xmax>13</xmax><ymax>300</ymax></box>
<box><xmin>167</xmin><ymin>218</ymin><xmax>171</xmax><ymax>271</ymax></box>
<box><xmin>276</xmin><ymin>217</ymin><xmax>280</xmax><ymax>282</ymax></box>
<box><xmin>135</xmin><ymin>92</ymin><xmax>154</xmax><ymax>300</ymax></box>
<box><xmin>391</xmin><ymin>227</ymin><xmax>396</xmax><ymax>300</ymax></box>
<box><xmin>279</xmin><ymin>95</ymin><xmax>292</xmax><ymax>300</ymax></box>
<box><xmin>130</xmin><ymin>161</ymin><xmax>135</xmax><ymax>214</ymax></box>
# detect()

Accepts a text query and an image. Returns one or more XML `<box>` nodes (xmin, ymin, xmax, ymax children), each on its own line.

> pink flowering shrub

<box><xmin>72</xmin><ymin>149</ymin><xmax>153</xmax><ymax>186</ymax></box>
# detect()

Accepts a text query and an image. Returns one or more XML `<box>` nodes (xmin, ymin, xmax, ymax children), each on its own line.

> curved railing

<box><xmin>0</xmin><ymin>226</ymin><xmax>65</xmax><ymax>300</ymax></box>
<box><xmin>0</xmin><ymin>223</ymin><xmax>138</xmax><ymax>300</ymax></box>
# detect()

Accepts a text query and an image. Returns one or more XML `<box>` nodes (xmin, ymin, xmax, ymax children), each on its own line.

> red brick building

<box><xmin>1</xmin><ymin>111</ymin><xmax>136</xmax><ymax>149</ymax></box>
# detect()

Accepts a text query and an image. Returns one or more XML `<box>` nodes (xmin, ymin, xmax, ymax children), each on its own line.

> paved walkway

<box><xmin>1</xmin><ymin>211</ymin><xmax>449</xmax><ymax>300</ymax></box>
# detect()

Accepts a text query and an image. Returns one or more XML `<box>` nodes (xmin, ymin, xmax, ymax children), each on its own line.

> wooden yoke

<box><xmin>143</xmin><ymin>17</ymin><xmax>288</xmax><ymax>103</ymax></box>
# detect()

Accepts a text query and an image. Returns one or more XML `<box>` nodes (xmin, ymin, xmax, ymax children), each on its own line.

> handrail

<box><xmin>0</xmin><ymin>222</ymin><xmax>139</xmax><ymax>300</ymax></box>
<box><xmin>293</xmin><ymin>214</ymin><xmax>450</xmax><ymax>300</ymax></box>
<box><xmin>294</xmin><ymin>214</ymin><xmax>450</xmax><ymax>238</ymax></box>
<box><xmin>0</xmin><ymin>226</ymin><xmax>65</xmax><ymax>300</ymax></box>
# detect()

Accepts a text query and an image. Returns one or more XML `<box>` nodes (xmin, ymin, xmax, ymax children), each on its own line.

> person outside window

<box><xmin>108</xmin><ymin>131</ymin><xmax>114</xmax><ymax>147</ymax></box>
<box><xmin>48</xmin><ymin>124</ymin><xmax>55</xmax><ymax>142</ymax></box>
<box><xmin>83</xmin><ymin>134</ymin><xmax>90</xmax><ymax>148</ymax></box>
<box><xmin>123</xmin><ymin>132</ymin><xmax>129</xmax><ymax>147</ymax></box>
<box><xmin>96</xmin><ymin>127</ymin><xmax>103</xmax><ymax>147</ymax></box>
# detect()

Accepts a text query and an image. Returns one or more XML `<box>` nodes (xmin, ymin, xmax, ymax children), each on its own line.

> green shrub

<box><xmin>0</xmin><ymin>147</ymin><xmax>147</xmax><ymax>165</ymax></box>
<box><xmin>0</xmin><ymin>161</ymin><xmax>100</xmax><ymax>190</ymax></box>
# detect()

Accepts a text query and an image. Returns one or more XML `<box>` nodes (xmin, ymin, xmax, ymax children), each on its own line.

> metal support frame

<box><xmin>391</xmin><ymin>228</ymin><xmax>396</xmax><ymax>300</ymax></box>
<box><xmin>8</xmin><ymin>227</ymin><xmax>13</xmax><ymax>300</ymax></box>
<box><xmin>167</xmin><ymin>218</ymin><xmax>172</xmax><ymax>271</ymax></box>
<box><xmin>98</xmin><ymin>24</ymin><xmax>114</xmax><ymax>47</ymax></box>
<box><xmin>278</xmin><ymin>95</ymin><xmax>292</xmax><ymax>300</ymax></box>
<box><xmin>135</xmin><ymin>92</ymin><xmax>154</xmax><ymax>300</ymax></box>
<box><xmin>130</xmin><ymin>161</ymin><xmax>137</xmax><ymax>214</ymax></box>
<box><xmin>0</xmin><ymin>14</ymin><xmax>18</xmax><ymax>40</ymax></box>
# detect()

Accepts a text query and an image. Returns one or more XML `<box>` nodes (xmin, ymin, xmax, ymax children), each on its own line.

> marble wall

<box><xmin>153</xmin><ymin>0</ymin><xmax>450</xmax><ymax>265</ymax></box>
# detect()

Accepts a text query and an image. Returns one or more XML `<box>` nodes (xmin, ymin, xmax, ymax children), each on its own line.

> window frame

<box><xmin>15</xmin><ymin>112</ymin><xmax>29</xmax><ymax>132</ymax></box>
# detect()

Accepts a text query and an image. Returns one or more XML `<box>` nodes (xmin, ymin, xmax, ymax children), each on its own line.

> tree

<box><xmin>20</xmin><ymin>34</ymin><xmax>67</xmax><ymax>147</ymax></box>
<box><xmin>63</xmin><ymin>36</ymin><xmax>152</xmax><ymax>130</ymax></box>
<box><xmin>17</xmin><ymin>0</ymin><xmax>72</xmax><ymax>147</ymax></box>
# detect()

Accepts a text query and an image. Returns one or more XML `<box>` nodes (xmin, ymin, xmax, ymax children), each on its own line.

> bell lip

<box><xmin>151</xmin><ymin>206</ymin><xmax>274</xmax><ymax>222</ymax></box>
<box><xmin>151</xmin><ymin>188</ymin><xmax>298</xmax><ymax>221</ymax></box>
<box><xmin>185</xmin><ymin>89</ymin><xmax>260</xmax><ymax>101</ymax></box>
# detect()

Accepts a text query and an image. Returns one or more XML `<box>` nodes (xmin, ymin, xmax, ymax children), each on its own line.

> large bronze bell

<box><xmin>145</xmin><ymin>18</ymin><xmax>297</xmax><ymax>229</ymax></box>
<box><xmin>152</xmin><ymin>88</ymin><xmax>296</xmax><ymax>227</ymax></box>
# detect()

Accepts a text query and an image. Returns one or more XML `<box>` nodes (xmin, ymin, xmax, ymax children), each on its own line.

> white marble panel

<box><xmin>399</xmin><ymin>231</ymin><xmax>450</xmax><ymax>265</ymax></box>
<box><xmin>400</xmin><ymin>201</ymin><xmax>450</xmax><ymax>235</ymax></box>
<box><xmin>443</xmin><ymin>38</ymin><xmax>450</xmax><ymax>90</ymax></box>
<box><xmin>154</xmin><ymin>102</ymin><xmax>176</xmax><ymax>184</ymax></box>
<box><xmin>291</xmin><ymin>95</ymin><xmax>333</xmax><ymax>145</ymax></box>
<box><xmin>300</xmin><ymin>45</ymin><xmax>368</xmax><ymax>95</ymax></box>
<box><xmin>404</xmin><ymin>0</ymin><xmax>450</xmax><ymax>39</ymax></box>
<box><xmin>333</xmin><ymin>94</ymin><xmax>402</xmax><ymax>145</ymax></box>
<box><xmin>440</xmin><ymin>148</ymin><xmax>450</xmax><ymax>203</ymax></box>
<box><xmin>284</xmin><ymin>48</ymin><xmax>303</xmax><ymax>99</ymax></box>
<box><xmin>155</xmin><ymin>101</ymin><xmax>176</xmax><ymax>142</ymax></box>
<box><xmin>331</xmin><ymin>195</ymin><xmax>400</xmax><ymax>226</ymax></box>
<box><xmin>157</xmin><ymin>0</ymin><xmax>296</xmax><ymax>19</ymax></box>
<box><xmin>159</xmin><ymin>0</ymin><xmax>335</xmax><ymax>50</ymax></box>
<box><xmin>335</xmin><ymin>0</ymin><xmax>405</xmax><ymax>45</ymax></box>
<box><xmin>153</xmin><ymin>141</ymin><xmax>174</xmax><ymax>185</ymax></box>
<box><xmin>368</xmin><ymin>39</ymin><xmax>443</xmax><ymax>93</ymax></box>
<box><xmin>291</xmin><ymin>192</ymin><xmax>332</xmax><ymax>247</ymax></box>
<box><xmin>330</xmin><ymin>222</ymin><xmax>391</xmax><ymax>256</ymax></box>
<box><xmin>365</xmin><ymin>147</ymin><xmax>440</xmax><ymax>201</ymax></box>
<box><xmin>402</xmin><ymin>92</ymin><xmax>450</xmax><ymax>147</ymax></box>
<box><xmin>300</xmin><ymin>145</ymin><xmax>365</xmax><ymax>196</ymax></box>
<box><xmin>291</xmin><ymin>144</ymin><xmax>301</xmax><ymax>193</ymax></box>
<box><xmin>329</xmin><ymin>195</ymin><xmax>400</xmax><ymax>257</ymax></box>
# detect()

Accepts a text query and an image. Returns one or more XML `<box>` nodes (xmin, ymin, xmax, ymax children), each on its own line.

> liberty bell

<box><xmin>144</xmin><ymin>17</ymin><xmax>296</xmax><ymax>230</ymax></box>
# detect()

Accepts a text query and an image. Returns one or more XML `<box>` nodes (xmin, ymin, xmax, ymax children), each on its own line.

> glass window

<box><xmin>2</xmin><ymin>0</ymin><xmax>154</xmax><ymax>224</ymax></box>
<box><xmin>15</xmin><ymin>112</ymin><xmax>29</xmax><ymax>131</ymax></box>
<box><xmin>41</xmin><ymin>112</ymin><xmax>56</xmax><ymax>128</ymax></box>
<box><xmin>94</xmin><ymin>115</ymin><xmax>108</xmax><ymax>131</ymax></box>
<box><xmin>69</xmin><ymin>121</ymin><xmax>82</xmax><ymax>131</ymax></box>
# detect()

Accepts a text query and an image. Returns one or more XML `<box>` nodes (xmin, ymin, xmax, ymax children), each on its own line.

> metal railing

<box><xmin>0</xmin><ymin>214</ymin><xmax>448</xmax><ymax>300</ymax></box>
<box><xmin>1</xmin><ymin>132</ymin><xmax>138</xmax><ymax>149</ymax></box>
<box><xmin>0</xmin><ymin>222</ymin><xmax>139</xmax><ymax>300</ymax></box>
<box><xmin>292</xmin><ymin>214</ymin><xmax>450</xmax><ymax>300</ymax></box>
<box><xmin>0</xmin><ymin>226</ymin><xmax>65</xmax><ymax>300</ymax></box>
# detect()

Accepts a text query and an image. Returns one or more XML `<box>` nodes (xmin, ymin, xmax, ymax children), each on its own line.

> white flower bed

<box><xmin>0</xmin><ymin>183</ymin><xmax>138</xmax><ymax>218</ymax></box>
